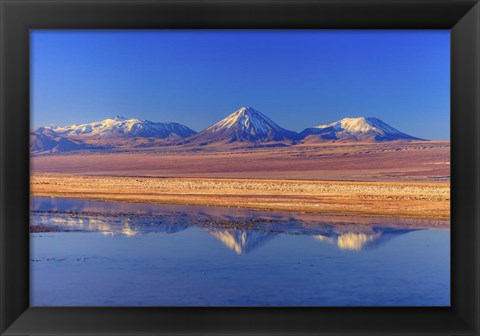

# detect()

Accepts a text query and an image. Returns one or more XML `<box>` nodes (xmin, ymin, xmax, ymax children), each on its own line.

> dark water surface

<box><xmin>30</xmin><ymin>197</ymin><xmax>450</xmax><ymax>306</ymax></box>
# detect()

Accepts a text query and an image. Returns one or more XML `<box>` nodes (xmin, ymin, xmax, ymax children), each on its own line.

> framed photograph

<box><xmin>1</xmin><ymin>0</ymin><xmax>479</xmax><ymax>335</ymax></box>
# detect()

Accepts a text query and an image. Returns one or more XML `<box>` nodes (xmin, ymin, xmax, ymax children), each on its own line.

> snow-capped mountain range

<box><xmin>49</xmin><ymin>116</ymin><xmax>196</xmax><ymax>139</ymax></box>
<box><xmin>31</xmin><ymin>107</ymin><xmax>424</xmax><ymax>154</ymax></box>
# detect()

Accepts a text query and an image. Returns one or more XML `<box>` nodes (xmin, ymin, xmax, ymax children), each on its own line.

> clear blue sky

<box><xmin>31</xmin><ymin>30</ymin><xmax>450</xmax><ymax>139</ymax></box>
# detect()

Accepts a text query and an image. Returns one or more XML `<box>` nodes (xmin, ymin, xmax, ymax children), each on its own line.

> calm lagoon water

<box><xmin>30</xmin><ymin>196</ymin><xmax>450</xmax><ymax>306</ymax></box>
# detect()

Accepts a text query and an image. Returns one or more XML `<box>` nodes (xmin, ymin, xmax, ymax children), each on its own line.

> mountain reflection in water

<box><xmin>313</xmin><ymin>230</ymin><xmax>413</xmax><ymax>251</ymax></box>
<box><xmin>31</xmin><ymin>197</ymin><xmax>423</xmax><ymax>254</ymax></box>
<box><xmin>30</xmin><ymin>197</ymin><xmax>450</xmax><ymax>306</ymax></box>
<box><xmin>206</xmin><ymin>229</ymin><xmax>276</xmax><ymax>254</ymax></box>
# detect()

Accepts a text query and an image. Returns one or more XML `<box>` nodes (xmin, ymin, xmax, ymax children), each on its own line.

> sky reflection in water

<box><xmin>30</xmin><ymin>197</ymin><xmax>450</xmax><ymax>306</ymax></box>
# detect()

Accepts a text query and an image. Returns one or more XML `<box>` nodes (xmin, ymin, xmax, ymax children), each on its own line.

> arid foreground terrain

<box><xmin>31</xmin><ymin>141</ymin><xmax>449</xmax><ymax>180</ymax></box>
<box><xmin>31</xmin><ymin>141</ymin><xmax>450</xmax><ymax>220</ymax></box>
<box><xmin>31</xmin><ymin>175</ymin><xmax>449</xmax><ymax>220</ymax></box>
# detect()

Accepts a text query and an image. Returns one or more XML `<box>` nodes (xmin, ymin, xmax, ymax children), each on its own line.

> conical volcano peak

<box><xmin>183</xmin><ymin>106</ymin><xmax>300</xmax><ymax>145</ymax></box>
<box><xmin>207</xmin><ymin>107</ymin><xmax>283</xmax><ymax>136</ymax></box>
<box><xmin>228</xmin><ymin>107</ymin><xmax>266</xmax><ymax>124</ymax></box>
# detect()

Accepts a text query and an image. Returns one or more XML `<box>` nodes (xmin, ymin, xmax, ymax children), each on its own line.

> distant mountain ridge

<box><xmin>30</xmin><ymin>128</ymin><xmax>91</xmax><ymax>154</ymax></box>
<box><xmin>30</xmin><ymin>116</ymin><xmax>197</xmax><ymax>154</ymax></box>
<box><xmin>31</xmin><ymin>108</ymin><xmax>424</xmax><ymax>154</ymax></box>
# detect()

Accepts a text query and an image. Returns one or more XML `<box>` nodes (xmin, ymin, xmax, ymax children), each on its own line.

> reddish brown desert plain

<box><xmin>31</xmin><ymin>140</ymin><xmax>450</xmax><ymax>220</ymax></box>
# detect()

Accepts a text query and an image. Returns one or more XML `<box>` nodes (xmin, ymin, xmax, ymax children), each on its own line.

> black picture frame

<box><xmin>1</xmin><ymin>0</ymin><xmax>479</xmax><ymax>335</ymax></box>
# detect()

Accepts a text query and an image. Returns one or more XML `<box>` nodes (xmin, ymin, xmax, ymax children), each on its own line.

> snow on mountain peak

<box><xmin>49</xmin><ymin>116</ymin><xmax>196</xmax><ymax>139</ymax></box>
<box><xmin>183</xmin><ymin>107</ymin><xmax>299</xmax><ymax>144</ymax></box>
<box><xmin>316</xmin><ymin>117</ymin><xmax>398</xmax><ymax>133</ymax></box>
<box><xmin>302</xmin><ymin>116</ymin><xmax>422</xmax><ymax>142</ymax></box>
<box><xmin>207</xmin><ymin>107</ymin><xmax>282</xmax><ymax>134</ymax></box>
<box><xmin>237</xmin><ymin>106</ymin><xmax>255</xmax><ymax>113</ymax></box>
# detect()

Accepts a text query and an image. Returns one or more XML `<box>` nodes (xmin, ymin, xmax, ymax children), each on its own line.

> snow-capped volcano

<box><xmin>183</xmin><ymin>107</ymin><xmax>299</xmax><ymax>145</ymax></box>
<box><xmin>301</xmin><ymin>117</ymin><xmax>422</xmax><ymax>142</ymax></box>
<box><xmin>51</xmin><ymin>116</ymin><xmax>196</xmax><ymax>139</ymax></box>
